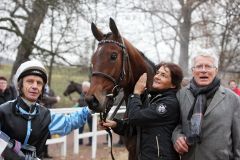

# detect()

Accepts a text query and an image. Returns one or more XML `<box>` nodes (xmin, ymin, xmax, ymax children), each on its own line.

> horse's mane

<box><xmin>137</xmin><ymin>49</ymin><xmax>156</xmax><ymax>71</ymax></box>
<box><xmin>103</xmin><ymin>33</ymin><xmax>112</xmax><ymax>39</ymax></box>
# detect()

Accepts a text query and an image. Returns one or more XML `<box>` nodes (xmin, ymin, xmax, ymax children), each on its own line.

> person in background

<box><xmin>172</xmin><ymin>53</ymin><xmax>240</xmax><ymax>160</ymax></box>
<box><xmin>77</xmin><ymin>81</ymin><xmax>92</xmax><ymax>146</ymax></box>
<box><xmin>0</xmin><ymin>76</ymin><xmax>17</xmax><ymax>105</ymax></box>
<box><xmin>228</xmin><ymin>79</ymin><xmax>240</xmax><ymax>96</ymax></box>
<box><xmin>0</xmin><ymin>60</ymin><xmax>90</xmax><ymax>159</ymax></box>
<box><xmin>41</xmin><ymin>84</ymin><xmax>61</xmax><ymax>108</ymax></box>
<box><xmin>39</xmin><ymin>84</ymin><xmax>61</xmax><ymax>158</ymax></box>
<box><xmin>100</xmin><ymin>62</ymin><xmax>183</xmax><ymax>160</ymax></box>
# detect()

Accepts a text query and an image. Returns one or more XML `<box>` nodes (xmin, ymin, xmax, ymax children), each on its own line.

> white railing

<box><xmin>46</xmin><ymin>106</ymin><xmax>126</xmax><ymax>159</ymax></box>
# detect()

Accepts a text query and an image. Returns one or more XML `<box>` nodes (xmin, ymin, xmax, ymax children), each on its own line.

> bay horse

<box><xmin>85</xmin><ymin>18</ymin><xmax>156</xmax><ymax>160</ymax></box>
<box><xmin>63</xmin><ymin>81</ymin><xmax>82</xmax><ymax>98</ymax></box>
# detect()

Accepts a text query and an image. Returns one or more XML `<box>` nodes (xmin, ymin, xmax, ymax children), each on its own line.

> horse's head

<box><xmin>85</xmin><ymin>18</ymin><xmax>133</xmax><ymax>114</ymax></box>
<box><xmin>63</xmin><ymin>81</ymin><xmax>82</xmax><ymax>96</ymax></box>
<box><xmin>86</xmin><ymin>18</ymin><xmax>156</xmax><ymax>116</ymax></box>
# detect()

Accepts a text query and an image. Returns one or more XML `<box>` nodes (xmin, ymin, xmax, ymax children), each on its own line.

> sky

<box><xmin>0</xmin><ymin>1</ymin><xmax>182</xmax><ymax>65</ymax></box>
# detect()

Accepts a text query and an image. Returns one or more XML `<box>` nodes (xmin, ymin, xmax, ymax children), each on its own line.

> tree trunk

<box><xmin>178</xmin><ymin>6</ymin><xmax>191</xmax><ymax>76</ymax></box>
<box><xmin>10</xmin><ymin>0</ymin><xmax>49</xmax><ymax>81</ymax></box>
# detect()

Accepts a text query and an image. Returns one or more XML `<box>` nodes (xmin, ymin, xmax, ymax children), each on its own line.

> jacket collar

<box><xmin>150</xmin><ymin>88</ymin><xmax>177</xmax><ymax>103</ymax></box>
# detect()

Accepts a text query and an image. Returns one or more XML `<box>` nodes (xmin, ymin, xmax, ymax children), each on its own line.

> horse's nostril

<box><xmin>85</xmin><ymin>95</ymin><xmax>99</xmax><ymax>110</ymax></box>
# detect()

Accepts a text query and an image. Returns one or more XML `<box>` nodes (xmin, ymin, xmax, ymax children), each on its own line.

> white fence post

<box><xmin>73</xmin><ymin>129</ymin><xmax>79</xmax><ymax>154</ymax></box>
<box><xmin>91</xmin><ymin>113</ymin><xmax>98</xmax><ymax>159</ymax></box>
<box><xmin>46</xmin><ymin>135</ymin><xmax>67</xmax><ymax>156</ymax></box>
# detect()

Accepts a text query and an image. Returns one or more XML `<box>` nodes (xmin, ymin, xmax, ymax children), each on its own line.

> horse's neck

<box><xmin>76</xmin><ymin>84</ymin><xmax>82</xmax><ymax>95</ymax></box>
<box><xmin>129</xmin><ymin>57</ymin><xmax>155</xmax><ymax>90</ymax></box>
<box><xmin>123</xmin><ymin>42</ymin><xmax>155</xmax><ymax>98</ymax></box>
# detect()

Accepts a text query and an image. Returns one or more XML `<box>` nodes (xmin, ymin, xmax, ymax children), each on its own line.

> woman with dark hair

<box><xmin>100</xmin><ymin>62</ymin><xmax>183</xmax><ymax>160</ymax></box>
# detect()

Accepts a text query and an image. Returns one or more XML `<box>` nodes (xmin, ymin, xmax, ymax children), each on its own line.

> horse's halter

<box><xmin>91</xmin><ymin>37</ymin><xmax>130</xmax><ymax>120</ymax></box>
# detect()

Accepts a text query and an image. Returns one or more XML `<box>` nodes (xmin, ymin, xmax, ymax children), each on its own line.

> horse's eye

<box><xmin>110</xmin><ymin>52</ymin><xmax>117</xmax><ymax>60</ymax></box>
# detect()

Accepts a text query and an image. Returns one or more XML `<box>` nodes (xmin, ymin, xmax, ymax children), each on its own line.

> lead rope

<box><xmin>103</xmin><ymin>93</ymin><xmax>124</xmax><ymax>160</ymax></box>
<box><xmin>105</xmin><ymin>127</ymin><xmax>115</xmax><ymax>160</ymax></box>
<box><xmin>100</xmin><ymin>112</ymin><xmax>115</xmax><ymax>160</ymax></box>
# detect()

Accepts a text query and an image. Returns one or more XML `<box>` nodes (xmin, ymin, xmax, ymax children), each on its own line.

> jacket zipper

<box><xmin>156</xmin><ymin>136</ymin><xmax>160</xmax><ymax>158</ymax></box>
<box><xmin>150</xmin><ymin>94</ymin><xmax>162</xmax><ymax>104</ymax></box>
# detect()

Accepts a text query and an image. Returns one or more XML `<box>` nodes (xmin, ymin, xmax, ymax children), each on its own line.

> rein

<box><xmin>99</xmin><ymin>95</ymin><xmax>125</xmax><ymax>160</ymax></box>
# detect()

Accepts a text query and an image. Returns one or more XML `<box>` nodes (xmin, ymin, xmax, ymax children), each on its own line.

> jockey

<box><xmin>0</xmin><ymin>60</ymin><xmax>90</xmax><ymax>159</ymax></box>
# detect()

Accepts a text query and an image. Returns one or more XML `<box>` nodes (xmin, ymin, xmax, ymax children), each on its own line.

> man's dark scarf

<box><xmin>187</xmin><ymin>77</ymin><xmax>220</xmax><ymax>144</ymax></box>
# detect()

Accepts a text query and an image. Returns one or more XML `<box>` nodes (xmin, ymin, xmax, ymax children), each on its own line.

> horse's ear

<box><xmin>109</xmin><ymin>17</ymin><xmax>120</xmax><ymax>38</ymax></box>
<box><xmin>91</xmin><ymin>22</ymin><xmax>104</xmax><ymax>41</ymax></box>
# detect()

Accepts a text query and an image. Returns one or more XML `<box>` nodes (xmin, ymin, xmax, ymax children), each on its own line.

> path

<box><xmin>46</xmin><ymin>132</ymin><xmax>128</xmax><ymax>160</ymax></box>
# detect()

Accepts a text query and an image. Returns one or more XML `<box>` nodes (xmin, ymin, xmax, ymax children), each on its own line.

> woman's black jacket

<box><xmin>113</xmin><ymin>89</ymin><xmax>180</xmax><ymax>160</ymax></box>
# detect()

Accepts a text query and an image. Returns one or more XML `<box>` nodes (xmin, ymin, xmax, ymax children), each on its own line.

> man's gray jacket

<box><xmin>172</xmin><ymin>85</ymin><xmax>240</xmax><ymax>160</ymax></box>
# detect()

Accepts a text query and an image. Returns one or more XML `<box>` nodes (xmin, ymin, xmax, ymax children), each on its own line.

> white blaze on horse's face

<box><xmin>92</xmin><ymin>89</ymin><xmax>107</xmax><ymax>110</ymax></box>
<box><xmin>85</xmin><ymin>80</ymin><xmax>110</xmax><ymax>112</ymax></box>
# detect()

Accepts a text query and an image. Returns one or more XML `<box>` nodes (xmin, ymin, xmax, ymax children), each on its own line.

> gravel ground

<box><xmin>46</xmin><ymin>132</ymin><xmax>128</xmax><ymax>160</ymax></box>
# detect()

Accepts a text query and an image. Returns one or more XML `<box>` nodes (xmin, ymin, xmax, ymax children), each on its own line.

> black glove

<box><xmin>2</xmin><ymin>147</ymin><xmax>24</xmax><ymax>160</ymax></box>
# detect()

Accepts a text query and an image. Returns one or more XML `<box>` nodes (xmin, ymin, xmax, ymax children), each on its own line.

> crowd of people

<box><xmin>0</xmin><ymin>51</ymin><xmax>240</xmax><ymax>160</ymax></box>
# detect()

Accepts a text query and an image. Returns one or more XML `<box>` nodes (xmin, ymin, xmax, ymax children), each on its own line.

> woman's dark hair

<box><xmin>156</xmin><ymin>62</ymin><xmax>183</xmax><ymax>90</ymax></box>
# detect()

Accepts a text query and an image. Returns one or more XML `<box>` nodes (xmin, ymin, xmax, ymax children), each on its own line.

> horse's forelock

<box><xmin>103</xmin><ymin>33</ymin><xmax>112</xmax><ymax>39</ymax></box>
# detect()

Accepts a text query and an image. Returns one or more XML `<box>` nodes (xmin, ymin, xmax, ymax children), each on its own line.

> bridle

<box><xmin>91</xmin><ymin>37</ymin><xmax>131</xmax><ymax>160</ymax></box>
<box><xmin>91</xmin><ymin>37</ymin><xmax>131</xmax><ymax>121</ymax></box>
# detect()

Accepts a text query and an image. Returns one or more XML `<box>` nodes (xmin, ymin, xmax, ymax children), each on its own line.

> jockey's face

<box><xmin>21</xmin><ymin>75</ymin><xmax>44</xmax><ymax>102</ymax></box>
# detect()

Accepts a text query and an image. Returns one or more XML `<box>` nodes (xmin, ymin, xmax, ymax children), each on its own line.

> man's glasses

<box><xmin>192</xmin><ymin>64</ymin><xmax>216</xmax><ymax>71</ymax></box>
<box><xmin>0</xmin><ymin>82</ymin><xmax>7</xmax><ymax>85</ymax></box>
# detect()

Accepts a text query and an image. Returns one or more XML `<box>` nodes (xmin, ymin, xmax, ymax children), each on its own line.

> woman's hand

<box><xmin>134</xmin><ymin>73</ymin><xmax>147</xmax><ymax>95</ymax></box>
<box><xmin>99</xmin><ymin>119</ymin><xmax>117</xmax><ymax>130</ymax></box>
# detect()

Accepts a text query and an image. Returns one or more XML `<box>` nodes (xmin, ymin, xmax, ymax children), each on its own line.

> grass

<box><xmin>0</xmin><ymin>64</ymin><xmax>89</xmax><ymax>108</ymax></box>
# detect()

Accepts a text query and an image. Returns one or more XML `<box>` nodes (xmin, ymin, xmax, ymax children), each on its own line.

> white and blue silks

<box><xmin>49</xmin><ymin>107</ymin><xmax>90</xmax><ymax>136</ymax></box>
